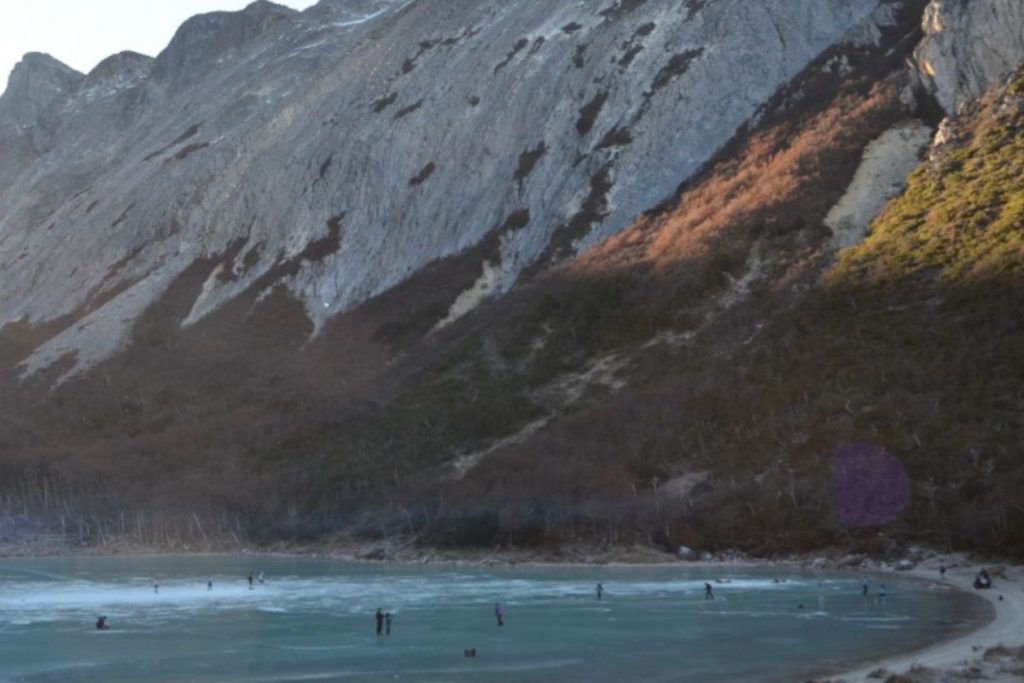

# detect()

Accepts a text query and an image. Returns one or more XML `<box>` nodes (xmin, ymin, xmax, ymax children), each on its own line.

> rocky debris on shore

<box><xmin>813</xmin><ymin>644</ymin><xmax>1024</xmax><ymax>683</ymax></box>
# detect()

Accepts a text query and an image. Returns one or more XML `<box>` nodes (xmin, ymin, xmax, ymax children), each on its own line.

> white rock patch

<box><xmin>825</xmin><ymin>120</ymin><xmax>933</xmax><ymax>249</ymax></box>
<box><xmin>433</xmin><ymin>258</ymin><xmax>515</xmax><ymax>332</ymax></box>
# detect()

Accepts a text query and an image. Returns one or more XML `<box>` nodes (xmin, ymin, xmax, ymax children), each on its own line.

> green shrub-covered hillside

<box><xmin>833</xmin><ymin>73</ymin><xmax>1024</xmax><ymax>286</ymax></box>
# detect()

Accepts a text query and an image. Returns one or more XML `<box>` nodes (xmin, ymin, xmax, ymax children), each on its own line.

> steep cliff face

<box><xmin>0</xmin><ymin>53</ymin><xmax>83</xmax><ymax>129</ymax></box>
<box><xmin>0</xmin><ymin>0</ymin><xmax>889</xmax><ymax>380</ymax></box>
<box><xmin>915</xmin><ymin>0</ymin><xmax>1024</xmax><ymax>114</ymax></box>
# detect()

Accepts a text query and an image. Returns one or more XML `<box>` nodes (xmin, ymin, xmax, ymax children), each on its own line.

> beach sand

<box><xmin>828</xmin><ymin>556</ymin><xmax>1024</xmax><ymax>682</ymax></box>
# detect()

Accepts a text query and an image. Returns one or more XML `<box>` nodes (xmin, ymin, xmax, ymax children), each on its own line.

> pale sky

<box><xmin>0</xmin><ymin>0</ymin><xmax>318</xmax><ymax>92</ymax></box>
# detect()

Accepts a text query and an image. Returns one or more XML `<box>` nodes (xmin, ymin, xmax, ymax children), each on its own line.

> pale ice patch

<box><xmin>330</xmin><ymin>8</ymin><xmax>386</xmax><ymax>28</ymax></box>
<box><xmin>0</xmin><ymin>572</ymin><xmax>813</xmax><ymax>623</ymax></box>
<box><xmin>328</xmin><ymin>2</ymin><xmax>412</xmax><ymax>29</ymax></box>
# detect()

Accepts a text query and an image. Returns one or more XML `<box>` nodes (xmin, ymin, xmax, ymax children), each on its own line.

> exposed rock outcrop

<box><xmin>825</xmin><ymin>120</ymin><xmax>934</xmax><ymax>249</ymax></box>
<box><xmin>916</xmin><ymin>0</ymin><xmax>1024</xmax><ymax>114</ymax></box>
<box><xmin>152</xmin><ymin>0</ymin><xmax>298</xmax><ymax>83</ymax></box>
<box><xmin>0</xmin><ymin>53</ymin><xmax>82</xmax><ymax>129</ymax></box>
<box><xmin>0</xmin><ymin>0</ymin><xmax>892</xmax><ymax>380</ymax></box>
<box><xmin>81</xmin><ymin>52</ymin><xmax>154</xmax><ymax>97</ymax></box>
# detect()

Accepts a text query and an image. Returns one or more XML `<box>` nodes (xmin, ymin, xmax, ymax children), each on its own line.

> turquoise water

<box><xmin>0</xmin><ymin>556</ymin><xmax>992</xmax><ymax>683</ymax></box>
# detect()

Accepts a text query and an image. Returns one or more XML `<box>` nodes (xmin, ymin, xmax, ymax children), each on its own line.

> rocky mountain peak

<box><xmin>0</xmin><ymin>53</ymin><xmax>83</xmax><ymax>128</ymax></box>
<box><xmin>82</xmin><ymin>51</ymin><xmax>154</xmax><ymax>94</ymax></box>
<box><xmin>152</xmin><ymin>0</ymin><xmax>297</xmax><ymax>83</ymax></box>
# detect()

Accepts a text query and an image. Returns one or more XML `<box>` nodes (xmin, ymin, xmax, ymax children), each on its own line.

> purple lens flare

<box><xmin>832</xmin><ymin>443</ymin><xmax>911</xmax><ymax>528</ymax></box>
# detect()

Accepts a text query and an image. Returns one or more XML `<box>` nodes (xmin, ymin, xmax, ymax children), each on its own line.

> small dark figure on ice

<box><xmin>375</xmin><ymin>608</ymin><xmax>384</xmax><ymax>635</ymax></box>
<box><xmin>704</xmin><ymin>582</ymin><xmax>714</xmax><ymax>600</ymax></box>
<box><xmin>494</xmin><ymin>602</ymin><xmax>504</xmax><ymax>626</ymax></box>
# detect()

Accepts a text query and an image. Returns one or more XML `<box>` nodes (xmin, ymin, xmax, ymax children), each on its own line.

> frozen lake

<box><xmin>0</xmin><ymin>555</ymin><xmax>992</xmax><ymax>683</ymax></box>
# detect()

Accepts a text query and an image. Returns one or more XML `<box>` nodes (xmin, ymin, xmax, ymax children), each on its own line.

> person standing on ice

<box><xmin>153</xmin><ymin>577</ymin><xmax>160</xmax><ymax>594</ymax></box>
<box><xmin>494</xmin><ymin>602</ymin><xmax>504</xmax><ymax>626</ymax></box>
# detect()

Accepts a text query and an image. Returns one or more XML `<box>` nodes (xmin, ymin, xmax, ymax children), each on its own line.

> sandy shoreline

<box><xmin>825</xmin><ymin>556</ymin><xmax>1024</xmax><ymax>683</ymax></box>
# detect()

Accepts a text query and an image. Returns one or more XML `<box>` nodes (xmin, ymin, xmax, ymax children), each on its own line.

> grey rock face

<box><xmin>0</xmin><ymin>53</ymin><xmax>83</xmax><ymax>129</ymax></box>
<box><xmin>0</xmin><ymin>0</ymin><xmax>889</xmax><ymax>380</ymax></box>
<box><xmin>81</xmin><ymin>52</ymin><xmax>154</xmax><ymax>96</ymax></box>
<box><xmin>916</xmin><ymin>0</ymin><xmax>1024</xmax><ymax>114</ymax></box>
<box><xmin>153</xmin><ymin>0</ymin><xmax>298</xmax><ymax>83</ymax></box>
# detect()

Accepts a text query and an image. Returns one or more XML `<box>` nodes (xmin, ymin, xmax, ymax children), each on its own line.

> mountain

<box><xmin>1</xmin><ymin>0</ymin><xmax>903</xmax><ymax>380</ymax></box>
<box><xmin>0</xmin><ymin>0</ymin><xmax>1021</xmax><ymax>558</ymax></box>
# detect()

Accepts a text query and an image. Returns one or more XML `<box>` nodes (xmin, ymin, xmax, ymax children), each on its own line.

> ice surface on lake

<box><xmin>0</xmin><ymin>556</ymin><xmax>992</xmax><ymax>683</ymax></box>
